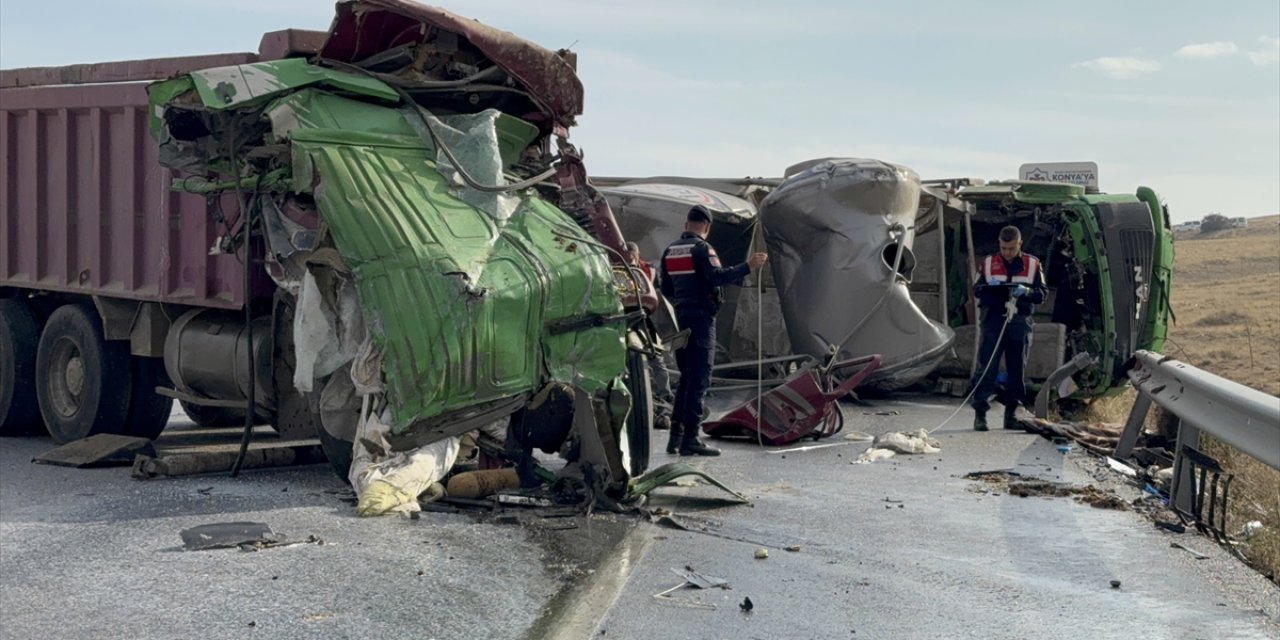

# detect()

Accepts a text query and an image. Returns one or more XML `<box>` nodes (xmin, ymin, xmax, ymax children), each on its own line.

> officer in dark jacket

<box><xmin>971</xmin><ymin>225</ymin><xmax>1047</xmax><ymax>431</ymax></box>
<box><xmin>659</xmin><ymin>206</ymin><xmax>768</xmax><ymax>456</ymax></box>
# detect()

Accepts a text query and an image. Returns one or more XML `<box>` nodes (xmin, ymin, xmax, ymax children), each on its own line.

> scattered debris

<box><xmin>32</xmin><ymin>434</ymin><xmax>156</xmax><ymax>468</ymax></box>
<box><xmin>785</xmin><ymin>545</ymin><xmax>801</xmax><ymax>553</ymax></box>
<box><xmin>754</xmin><ymin>548</ymin><xmax>769</xmax><ymax>560</ymax></box>
<box><xmin>1017</xmin><ymin>416</ymin><xmax>1127</xmax><ymax>455</ymax></box>
<box><xmin>965</xmin><ymin>471</ymin><xmax>1129</xmax><ymax>510</ymax></box>
<box><xmin>630</xmin><ymin>462</ymin><xmax>750</xmax><ymax>503</ymax></box>
<box><xmin>1110</xmin><ymin>580</ymin><xmax>1121</xmax><ymax>589</ymax></box>
<box><xmin>1239</xmin><ymin>521</ymin><xmax>1264</xmax><ymax>540</ymax></box>
<box><xmin>843</xmin><ymin>431</ymin><xmax>874</xmax><ymax>442</ymax></box>
<box><xmin>854</xmin><ymin>449</ymin><xmax>897</xmax><ymax>464</ymax></box>
<box><xmin>670</xmin><ymin>567</ymin><xmax>730</xmax><ymax>590</ymax></box>
<box><xmin>1105</xmin><ymin>457</ymin><xmax>1138</xmax><ymax>477</ymax></box>
<box><xmin>764</xmin><ymin>442</ymin><xmax>851</xmax><ymax>455</ymax></box>
<box><xmin>495</xmin><ymin>494</ymin><xmax>555</xmax><ymax>508</ymax></box>
<box><xmin>446</xmin><ymin>468</ymin><xmax>519</xmax><ymax>499</ymax></box>
<box><xmin>132</xmin><ymin>444</ymin><xmax>325</xmax><ymax>479</ymax></box>
<box><xmin>739</xmin><ymin>596</ymin><xmax>754</xmax><ymax>612</ymax></box>
<box><xmin>1171</xmin><ymin>542</ymin><xmax>1210</xmax><ymax>560</ymax></box>
<box><xmin>1155</xmin><ymin>521</ymin><xmax>1187</xmax><ymax>534</ymax></box>
<box><xmin>861</xmin><ymin>411</ymin><xmax>900</xmax><ymax>416</ymax></box>
<box><xmin>239</xmin><ymin>535</ymin><xmax>324</xmax><ymax>552</ymax></box>
<box><xmin>652</xmin><ymin>568</ymin><xmax>726</xmax><ymax>610</ymax></box>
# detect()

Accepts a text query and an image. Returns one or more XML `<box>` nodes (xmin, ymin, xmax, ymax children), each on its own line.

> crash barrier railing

<box><xmin>1115</xmin><ymin>350</ymin><xmax>1280</xmax><ymax>531</ymax></box>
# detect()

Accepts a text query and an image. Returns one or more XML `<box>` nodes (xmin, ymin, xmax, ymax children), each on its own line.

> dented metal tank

<box><xmin>759</xmin><ymin>158</ymin><xmax>954</xmax><ymax>390</ymax></box>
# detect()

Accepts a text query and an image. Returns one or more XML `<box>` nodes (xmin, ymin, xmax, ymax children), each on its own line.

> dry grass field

<box><xmin>1167</xmin><ymin>214</ymin><xmax>1280</xmax><ymax>579</ymax></box>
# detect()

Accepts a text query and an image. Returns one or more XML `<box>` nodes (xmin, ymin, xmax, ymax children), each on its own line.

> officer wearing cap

<box><xmin>659</xmin><ymin>205</ymin><xmax>768</xmax><ymax>456</ymax></box>
<box><xmin>971</xmin><ymin>225</ymin><xmax>1046</xmax><ymax>431</ymax></box>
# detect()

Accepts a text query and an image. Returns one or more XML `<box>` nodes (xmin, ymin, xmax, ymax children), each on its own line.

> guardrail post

<box><xmin>1113</xmin><ymin>392</ymin><xmax>1152</xmax><ymax>461</ymax></box>
<box><xmin>1169</xmin><ymin>418</ymin><xmax>1200</xmax><ymax>516</ymax></box>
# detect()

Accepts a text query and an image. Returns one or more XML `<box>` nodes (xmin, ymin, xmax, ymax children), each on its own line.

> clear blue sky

<box><xmin>3</xmin><ymin>0</ymin><xmax>1277</xmax><ymax>222</ymax></box>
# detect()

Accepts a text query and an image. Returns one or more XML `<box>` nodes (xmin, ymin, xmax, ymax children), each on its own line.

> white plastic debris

<box><xmin>293</xmin><ymin>270</ymin><xmax>365</xmax><ymax>392</ymax></box>
<box><xmin>349</xmin><ymin>404</ymin><xmax>460</xmax><ymax>517</ymax></box>
<box><xmin>1106</xmin><ymin>457</ymin><xmax>1138</xmax><ymax>477</ymax></box>
<box><xmin>842</xmin><ymin>431</ymin><xmax>875</xmax><ymax>442</ymax></box>
<box><xmin>872</xmin><ymin>429</ymin><xmax>941</xmax><ymax>455</ymax></box>
<box><xmin>1240</xmin><ymin>521</ymin><xmax>1264</xmax><ymax>540</ymax></box>
<box><xmin>854</xmin><ymin>448</ymin><xmax>897</xmax><ymax>464</ymax></box>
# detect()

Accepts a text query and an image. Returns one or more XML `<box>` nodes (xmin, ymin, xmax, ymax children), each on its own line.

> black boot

<box><xmin>679</xmin><ymin>426</ymin><xmax>720</xmax><ymax>457</ymax></box>
<box><xmin>666</xmin><ymin>423</ymin><xmax>683</xmax><ymax>454</ymax></box>
<box><xmin>1003</xmin><ymin>404</ymin><xmax>1021</xmax><ymax>430</ymax></box>
<box><xmin>973</xmin><ymin>412</ymin><xmax>988</xmax><ymax>431</ymax></box>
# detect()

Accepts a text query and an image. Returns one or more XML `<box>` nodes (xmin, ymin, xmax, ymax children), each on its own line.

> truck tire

<box><xmin>36</xmin><ymin>304</ymin><xmax>132</xmax><ymax>444</ymax></box>
<box><xmin>624</xmin><ymin>349</ymin><xmax>653</xmax><ymax>476</ymax></box>
<box><xmin>1</xmin><ymin>299</ymin><xmax>44</xmax><ymax>435</ymax></box>
<box><xmin>180</xmin><ymin>401</ymin><xmax>248</xmax><ymax>428</ymax></box>
<box><xmin>124</xmin><ymin>356</ymin><xmax>174</xmax><ymax>440</ymax></box>
<box><xmin>317</xmin><ymin>421</ymin><xmax>355</xmax><ymax>484</ymax></box>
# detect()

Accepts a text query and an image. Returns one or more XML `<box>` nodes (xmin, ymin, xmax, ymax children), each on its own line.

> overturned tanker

<box><xmin>759</xmin><ymin>159</ymin><xmax>955</xmax><ymax>390</ymax></box>
<box><xmin>145</xmin><ymin>0</ymin><xmax>656</xmax><ymax>513</ymax></box>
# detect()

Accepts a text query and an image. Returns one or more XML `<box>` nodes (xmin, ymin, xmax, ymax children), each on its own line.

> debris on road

<box><xmin>630</xmin><ymin>462</ymin><xmax>750</xmax><ymax>503</ymax></box>
<box><xmin>785</xmin><ymin>545</ymin><xmax>801</xmax><ymax>553</ymax></box>
<box><xmin>446</xmin><ymin>468</ymin><xmax>520</xmax><ymax>499</ymax></box>
<box><xmin>1170</xmin><ymin>542</ymin><xmax>1210</xmax><ymax>560</ymax></box>
<box><xmin>181</xmin><ymin>522</ymin><xmax>275</xmax><ymax>550</ymax></box>
<box><xmin>965</xmin><ymin>471</ymin><xmax>1130</xmax><ymax>510</ymax></box>
<box><xmin>670</xmin><ymin>567</ymin><xmax>730</xmax><ymax>590</ymax></box>
<box><xmin>1110</xmin><ymin>580</ymin><xmax>1122</xmax><ymax>589</ymax></box>
<box><xmin>132</xmin><ymin>445</ymin><xmax>326</xmax><ymax>479</ymax></box>
<box><xmin>764</xmin><ymin>442</ymin><xmax>851</xmax><ymax>455</ymax></box>
<box><xmin>843</xmin><ymin>431</ymin><xmax>875</xmax><ymax>442</ymax></box>
<box><xmin>854</xmin><ymin>429</ymin><xmax>941</xmax><ymax>464</ymax></box>
<box><xmin>1016</xmin><ymin>416</ymin><xmax>1130</xmax><ymax>456</ymax></box>
<box><xmin>32</xmin><ymin>434</ymin><xmax>156</xmax><ymax>468</ymax></box>
<box><xmin>754</xmin><ymin>548</ymin><xmax>769</xmax><ymax>560</ymax></box>
<box><xmin>739</xmin><ymin>596</ymin><xmax>754</xmax><ymax>612</ymax></box>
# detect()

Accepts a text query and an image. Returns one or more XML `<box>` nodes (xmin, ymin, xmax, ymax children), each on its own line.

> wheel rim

<box><xmin>47</xmin><ymin>338</ymin><xmax>85</xmax><ymax>419</ymax></box>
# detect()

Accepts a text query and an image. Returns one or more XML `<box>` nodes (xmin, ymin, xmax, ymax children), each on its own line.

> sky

<box><xmin>2</xmin><ymin>0</ymin><xmax>1278</xmax><ymax>222</ymax></box>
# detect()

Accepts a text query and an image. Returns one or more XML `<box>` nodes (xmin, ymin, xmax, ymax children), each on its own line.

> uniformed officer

<box><xmin>971</xmin><ymin>225</ymin><xmax>1046</xmax><ymax>431</ymax></box>
<box><xmin>659</xmin><ymin>206</ymin><xmax>768</xmax><ymax>456</ymax></box>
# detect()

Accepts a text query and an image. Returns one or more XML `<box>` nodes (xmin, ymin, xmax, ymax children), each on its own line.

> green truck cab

<box><xmin>955</xmin><ymin>180</ymin><xmax>1174</xmax><ymax>397</ymax></box>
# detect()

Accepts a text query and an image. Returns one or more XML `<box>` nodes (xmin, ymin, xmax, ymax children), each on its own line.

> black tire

<box><xmin>180</xmin><ymin>401</ymin><xmax>249</xmax><ymax>428</ymax></box>
<box><xmin>271</xmin><ymin>292</ymin><xmax>321</xmax><ymax>439</ymax></box>
<box><xmin>317</xmin><ymin>420</ymin><xmax>355</xmax><ymax>484</ymax></box>
<box><xmin>124</xmin><ymin>356</ymin><xmax>173</xmax><ymax>440</ymax></box>
<box><xmin>1</xmin><ymin>299</ymin><xmax>44</xmax><ymax>435</ymax></box>
<box><xmin>624</xmin><ymin>349</ymin><xmax>653</xmax><ymax>476</ymax></box>
<box><xmin>36</xmin><ymin>304</ymin><xmax>132</xmax><ymax>444</ymax></box>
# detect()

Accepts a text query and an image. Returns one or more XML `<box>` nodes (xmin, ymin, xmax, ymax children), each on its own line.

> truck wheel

<box><xmin>124</xmin><ymin>356</ymin><xmax>174</xmax><ymax>440</ymax></box>
<box><xmin>271</xmin><ymin>291</ymin><xmax>321</xmax><ymax>439</ymax></box>
<box><xmin>180</xmin><ymin>401</ymin><xmax>248</xmax><ymax>428</ymax></box>
<box><xmin>624</xmin><ymin>349</ymin><xmax>653</xmax><ymax>476</ymax></box>
<box><xmin>317</xmin><ymin>422</ymin><xmax>355</xmax><ymax>484</ymax></box>
<box><xmin>36</xmin><ymin>304</ymin><xmax>132</xmax><ymax>444</ymax></box>
<box><xmin>0</xmin><ymin>299</ymin><xmax>44</xmax><ymax>435</ymax></box>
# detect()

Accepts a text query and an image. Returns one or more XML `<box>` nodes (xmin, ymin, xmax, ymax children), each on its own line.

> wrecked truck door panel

<box><xmin>759</xmin><ymin>158</ymin><xmax>956</xmax><ymax>391</ymax></box>
<box><xmin>147</xmin><ymin>0</ymin><xmax>652</xmax><ymax>511</ymax></box>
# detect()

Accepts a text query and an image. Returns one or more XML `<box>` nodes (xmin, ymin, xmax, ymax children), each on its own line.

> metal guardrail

<box><xmin>1115</xmin><ymin>350</ymin><xmax>1280</xmax><ymax>519</ymax></box>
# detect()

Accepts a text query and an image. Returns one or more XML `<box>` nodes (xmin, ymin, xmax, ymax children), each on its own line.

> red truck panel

<box><xmin>0</xmin><ymin>31</ymin><xmax>325</xmax><ymax>310</ymax></box>
<box><xmin>0</xmin><ymin>83</ymin><xmax>245</xmax><ymax>309</ymax></box>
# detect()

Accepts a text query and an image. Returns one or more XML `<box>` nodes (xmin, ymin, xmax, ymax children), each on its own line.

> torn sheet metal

<box><xmin>320</xmin><ymin>0</ymin><xmax>585</xmax><ymax>126</ymax></box>
<box><xmin>181</xmin><ymin>522</ymin><xmax>276</xmax><ymax>551</ymax></box>
<box><xmin>630</xmin><ymin>462</ymin><xmax>750</xmax><ymax>503</ymax></box>
<box><xmin>759</xmin><ymin>159</ymin><xmax>955</xmax><ymax>390</ymax></box>
<box><xmin>291</xmin><ymin>134</ymin><xmax>625</xmax><ymax>432</ymax></box>
<box><xmin>32</xmin><ymin>434</ymin><xmax>157</xmax><ymax>468</ymax></box>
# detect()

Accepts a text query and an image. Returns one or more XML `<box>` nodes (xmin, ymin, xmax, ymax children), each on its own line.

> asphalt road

<box><xmin>2</xmin><ymin>397</ymin><xmax>1277</xmax><ymax>640</ymax></box>
<box><xmin>561</xmin><ymin>393</ymin><xmax>1280</xmax><ymax>640</ymax></box>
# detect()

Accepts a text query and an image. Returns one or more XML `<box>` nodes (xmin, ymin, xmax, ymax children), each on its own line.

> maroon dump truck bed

<box><xmin>0</xmin><ymin>31</ymin><xmax>323</xmax><ymax>310</ymax></box>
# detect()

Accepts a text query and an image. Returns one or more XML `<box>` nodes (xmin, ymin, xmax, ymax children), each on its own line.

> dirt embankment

<box><xmin>1168</xmin><ymin>214</ymin><xmax>1280</xmax><ymax>580</ymax></box>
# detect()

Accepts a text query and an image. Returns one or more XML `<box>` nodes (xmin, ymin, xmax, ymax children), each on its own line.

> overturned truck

<box><xmin>1</xmin><ymin>0</ymin><xmax>657</xmax><ymax>510</ymax></box>
<box><xmin>598</xmin><ymin>160</ymin><xmax>1173</xmax><ymax>404</ymax></box>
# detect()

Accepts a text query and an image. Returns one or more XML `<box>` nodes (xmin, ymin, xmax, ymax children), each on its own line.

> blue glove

<box><xmin>1011</xmin><ymin>285</ymin><xmax>1029</xmax><ymax>298</ymax></box>
<box><xmin>986</xmin><ymin>277</ymin><xmax>1002</xmax><ymax>287</ymax></box>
